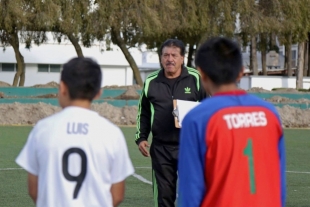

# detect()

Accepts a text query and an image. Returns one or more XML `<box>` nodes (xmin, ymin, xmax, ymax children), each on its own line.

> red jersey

<box><xmin>178</xmin><ymin>91</ymin><xmax>286</xmax><ymax>207</ymax></box>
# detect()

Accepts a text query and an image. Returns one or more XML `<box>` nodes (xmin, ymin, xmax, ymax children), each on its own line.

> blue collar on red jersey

<box><xmin>213</xmin><ymin>90</ymin><xmax>247</xmax><ymax>96</ymax></box>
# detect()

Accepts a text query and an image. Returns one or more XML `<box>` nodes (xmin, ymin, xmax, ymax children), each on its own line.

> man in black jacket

<box><xmin>135</xmin><ymin>39</ymin><xmax>206</xmax><ymax>207</ymax></box>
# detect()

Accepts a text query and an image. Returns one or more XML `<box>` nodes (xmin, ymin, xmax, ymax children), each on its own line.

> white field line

<box><xmin>286</xmin><ymin>171</ymin><xmax>310</xmax><ymax>174</ymax></box>
<box><xmin>132</xmin><ymin>173</ymin><xmax>152</xmax><ymax>185</ymax></box>
<box><xmin>0</xmin><ymin>167</ymin><xmax>153</xmax><ymax>185</ymax></box>
<box><xmin>0</xmin><ymin>167</ymin><xmax>151</xmax><ymax>171</ymax></box>
<box><xmin>1</xmin><ymin>167</ymin><xmax>309</xmax><ymax>175</ymax></box>
<box><xmin>0</xmin><ymin>168</ymin><xmax>22</xmax><ymax>171</ymax></box>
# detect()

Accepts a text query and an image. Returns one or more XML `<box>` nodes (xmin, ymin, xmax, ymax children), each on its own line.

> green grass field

<box><xmin>0</xmin><ymin>126</ymin><xmax>309</xmax><ymax>207</ymax></box>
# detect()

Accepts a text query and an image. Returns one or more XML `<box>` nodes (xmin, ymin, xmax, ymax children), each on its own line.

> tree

<box><xmin>303</xmin><ymin>40</ymin><xmax>308</xmax><ymax>76</ymax></box>
<box><xmin>95</xmin><ymin>0</ymin><xmax>178</xmax><ymax>86</ymax></box>
<box><xmin>250</xmin><ymin>36</ymin><xmax>258</xmax><ymax>75</ymax></box>
<box><xmin>0</xmin><ymin>0</ymin><xmax>30</xmax><ymax>86</ymax></box>
<box><xmin>278</xmin><ymin>0</ymin><xmax>310</xmax><ymax>78</ymax></box>
<box><xmin>187</xmin><ymin>44</ymin><xmax>196</xmax><ymax>67</ymax></box>
<box><xmin>257</xmin><ymin>0</ymin><xmax>282</xmax><ymax>76</ymax></box>
<box><xmin>0</xmin><ymin>0</ymin><xmax>60</xmax><ymax>86</ymax></box>
<box><xmin>296</xmin><ymin>42</ymin><xmax>305</xmax><ymax>89</ymax></box>
<box><xmin>307</xmin><ymin>33</ymin><xmax>310</xmax><ymax>76</ymax></box>
<box><xmin>238</xmin><ymin>0</ymin><xmax>282</xmax><ymax>76</ymax></box>
<box><xmin>144</xmin><ymin>0</ymin><xmax>238</xmax><ymax>69</ymax></box>
<box><xmin>283</xmin><ymin>34</ymin><xmax>293</xmax><ymax>76</ymax></box>
<box><xmin>51</xmin><ymin>0</ymin><xmax>103</xmax><ymax>57</ymax></box>
<box><xmin>259</xmin><ymin>33</ymin><xmax>268</xmax><ymax>75</ymax></box>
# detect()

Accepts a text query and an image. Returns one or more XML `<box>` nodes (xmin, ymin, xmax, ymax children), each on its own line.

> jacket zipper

<box><xmin>171</xmin><ymin>76</ymin><xmax>187</xmax><ymax>100</ymax></box>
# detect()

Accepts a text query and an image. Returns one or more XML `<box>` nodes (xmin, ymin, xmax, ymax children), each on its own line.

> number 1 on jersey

<box><xmin>243</xmin><ymin>138</ymin><xmax>256</xmax><ymax>194</ymax></box>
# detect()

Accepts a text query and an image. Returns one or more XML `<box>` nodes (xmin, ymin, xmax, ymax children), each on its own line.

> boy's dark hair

<box><xmin>195</xmin><ymin>37</ymin><xmax>243</xmax><ymax>85</ymax></box>
<box><xmin>61</xmin><ymin>57</ymin><xmax>102</xmax><ymax>101</ymax></box>
<box><xmin>160</xmin><ymin>39</ymin><xmax>185</xmax><ymax>57</ymax></box>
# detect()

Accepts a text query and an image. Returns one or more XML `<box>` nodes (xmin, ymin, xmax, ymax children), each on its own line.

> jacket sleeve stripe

<box><xmin>187</xmin><ymin>67</ymin><xmax>200</xmax><ymax>91</ymax></box>
<box><xmin>135</xmin><ymin>70</ymin><xmax>159</xmax><ymax>141</ymax></box>
<box><xmin>144</xmin><ymin>70</ymin><xmax>160</xmax><ymax>97</ymax></box>
<box><xmin>135</xmin><ymin>88</ymin><xmax>144</xmax><ymax>141</ymax></box>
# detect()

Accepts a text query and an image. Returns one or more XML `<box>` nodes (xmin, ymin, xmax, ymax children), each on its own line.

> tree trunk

<box><xmin>262</xmin><ymin>49</ymin><xmax>267</xmax><ymax>75</ymax></box>
<box><xmin>270</xmin><ymin>33</ymin><xmax>277</xmax><ymax>50</ymax></box>
<box><xmin>187</xmin><ymin>44</ymin><xmax>195</xmax><ymax>67</ymax></box>
<box><xmin>296</xmin><ymin>42</ymin><xmax>304</xmax><ymax>89</ymax></box>
<box><xmin>284</xmin><ymin>46</ymin><xmax>288</xmax><ymax>71</ymax></box>
<box><xmin>157</xmin><ymin>45</ymin><xmax>162</xmax><ymax>68</ymax></box>
<box><xmin>251</xmin><ymin>36</ymin><xmax>258</xmax><ymax>75</ymax></box>
<box><xmin>8</xmin><ymin>31</ymin><xmax>25</xmax><ymax>86</ymax></box>
<box><xmin>308</xmin><ymin>33</ymin><xmax>310</xmax><ymax>76</ymax></box>
<box><xmin>111</xmin><ymin>28</ymin><xmax>143</xmax><ymax>86</ymax></box>
<box><xmin>285</xmin><ymin>34</ymin><xmax>293</xmax><ymax>77</ymax></box>
<box><xmin>286</xmin><ymin>34</ymin><xmax>293</xmax><ymax>76</ymax></box>
<box><xmin>261</xmin><ymin>33</ymin><xmax>267</xmax><ymax>75</ymax></box>
<box><xmin>67</xmin><ymin>34</ymin><xmax>84</xmax><ymax>57</ymax></box>
<box><xmin>304</xmin><ymin>41</ymin><xmax>309</xmax><ymax>76</ymax></box>
<box><xmin>250</xmin><ymin>43</ymin><xmax>253</xmax><ymax>71</ymax></box>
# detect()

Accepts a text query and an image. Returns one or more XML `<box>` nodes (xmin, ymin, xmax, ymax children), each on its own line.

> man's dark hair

<box><xmin>195</xmin><ymin>37</ymin><xmax>243</xmax><ymax>85</ymax></box>
<box><xmin>61</xmin><ymin>57</ymin><xmax>102</xmax><ymax>101</ymax></box>
<box><xmin>160</xmin><ymin>39</ymin><xmax>185</xmax><ymax>56</ymax></box>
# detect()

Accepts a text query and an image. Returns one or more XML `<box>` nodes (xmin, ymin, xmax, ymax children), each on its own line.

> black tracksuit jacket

<box><xmin>135</xmin><ymin>66</ymin><xmax>206</xmax><ymax>146</ymax></box>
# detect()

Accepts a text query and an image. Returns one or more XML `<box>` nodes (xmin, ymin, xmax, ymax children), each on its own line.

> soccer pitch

<box><xmin>0</xmin><ymin>127</ymin><xmax>309</xmax><ymax>207</ymax></box>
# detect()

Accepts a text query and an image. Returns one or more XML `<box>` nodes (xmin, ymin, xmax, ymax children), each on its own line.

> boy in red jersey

<box><xmin>178</xmin><ymin>37</ymin><xmax>286</xmax><ymax>207</ymax></box>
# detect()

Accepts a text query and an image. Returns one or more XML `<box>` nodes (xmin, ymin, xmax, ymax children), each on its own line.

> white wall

<box><xmin>0</xmin><ymin>71</ymin><xmax>15</xmax><ymax>85</ymax></box>
<box><xmin>102</xmin><ymin>67</ymin><xmax>133</xmax><ymax>86</ymax></box>
<box><xmin>0</xmin><ymin>64</ymin><xmax>60</xmax><ymax>86</ymax></box>
<box><xmin>125</xmin><ymin>67</ymin><xmax>134</xmax><ymax>86</ymax></box>
<box><xmin>0</xmin><ymin>64</ymin><xmax>133</xmax><ymax>87</ymax></box>
<box><xmin>25</xmin><ymin>64</ymin><xmax>61</xmax><ymax>86</ymax></box>
<box><xmin>238</xmin><ymin>76</ymin><xmax>250</xmax><ymax>90</ymax></box>
<box><xmin>239</xmin><ymin>76</ymin><xmax>310</xmax><ymax>91</ymax></box>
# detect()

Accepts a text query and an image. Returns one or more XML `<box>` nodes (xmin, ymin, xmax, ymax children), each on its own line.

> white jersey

<box><xmin>16</xmin><ymin>106</ymin><xmax>134</xmax><ymax>207</ymax></box>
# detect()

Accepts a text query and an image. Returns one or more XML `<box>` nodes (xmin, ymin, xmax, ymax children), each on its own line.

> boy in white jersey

<box><xmin>15</xmin><ymin>57</ymin><xmax>134</xmax><ymax>207</ymax></box>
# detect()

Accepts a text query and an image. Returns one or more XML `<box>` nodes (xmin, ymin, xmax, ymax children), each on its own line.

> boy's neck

<box><xmin>212</xmin><ymin>83</ymin><xmax>239</xmax><ymax>95</ymax></box>
<box><xmin>64</xmin><ymin>99</ymin><xmax>92</xmax><ymax>110</ymax></box>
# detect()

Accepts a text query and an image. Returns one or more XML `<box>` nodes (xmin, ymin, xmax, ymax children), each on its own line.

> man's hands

<box><xmin>138</xmin><ymin>141</ymin><xmax>150</xmax><ymax>157</ymax></box>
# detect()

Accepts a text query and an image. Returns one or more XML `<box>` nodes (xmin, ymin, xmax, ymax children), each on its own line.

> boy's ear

<box><xmin>236</xmin><ymin>67</ymin><xmax>244</xmax><ymax>82</ymax></box>
<box><xmin>94</xmin><ymin>89</ymin><xmax>102</xmax><ymax>100</ymax></box>
<box><xmin>197</xmin><ymin>67</ymin><xmax>207</xmax><ymax>82</ymax></box>
<box><xmin>59</xmin><ymin>81</ymin><xmax>67</xmax><ymax>96</ymax></box>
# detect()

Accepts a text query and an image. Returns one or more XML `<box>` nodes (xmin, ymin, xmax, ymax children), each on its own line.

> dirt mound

<box><xmin>266</xmin><ymin>96</ymin><xmax>292</xmax><ymax>103</ymax></box>
<box><xmin>272</xmin><ymin>88</ymin><xmax>299</xmax><ymax>93</ymax></box>
<box><xmin>114</xmin><ymin>87</ymin><xmax>140</xmax><ymax>100</ymax></box>
<box><xmin>0</xmin><ymin>102</ymin><xmax>61</xmax><ymax>125</ymax></box>
<box><xmin>247</xmin><ymin>87</ymin><xmax>271</xmax><ymax>93</ymax></box>
<box><xmin>103</xmin><ymin>85</ymin><xmax>142</xmax><ymax>90</ymax></box>
<box><xmin>266</xmin><ymin>96</ymin><xmax>310</xmax><ymax>104</ymax></box>
<box><xmin>0</xmin><ymin>102</ymin><xmax>137</xmax><ymax>125</ymax></box>
<box><xmin>35</xmin><ymin>94</ymin><xmax>58</xmax><ymax>98</ymax></box>
<box><xmin>32</xmin><ymin>81</ymin><xmax>59</xmax><ymax>88</ymax></box>
<box><xmin>0</xmin><ymin>81</ymin><xmax>11</xmax><ymax>87</ymax></box>
<box><xmin>276</xmin><ymin>105</ymin><xmax>310</xmax><ymax>128</ymax></box>
<box><xmin>91</xmin><ymin>103</ymin><xmax>138</xmax><ymax>125</ymax></box>
<box><xmin>2</xmin><ymin>101</ymin><xmax>310</xmax><ymax>128</ymax></box>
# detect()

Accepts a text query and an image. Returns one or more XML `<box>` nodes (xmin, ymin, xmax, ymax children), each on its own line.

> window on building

<box><xmin>38</xmin><ymin>64</ymin><xmax>49</xmax><ymax>72</ymax></box>
<box><xmin>38</xmin><ymin>64</ymin><xmax>61</xmax><ymax>73</ymax></box>
<box><xmin>1</xmin><ymin>63</ymin><xmax>16</xmax><ymax>72</ymax></box>
<box><xmin>50</xmin><ymin>65</ymin><xmax>61</xmax><ymax>73</ymax></box>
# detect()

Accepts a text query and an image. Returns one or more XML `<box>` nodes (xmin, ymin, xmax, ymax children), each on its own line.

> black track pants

<box><xmin>150</xmin><ymin>142</ymin><xmax>179</xmax><ymax>207</ymax></box>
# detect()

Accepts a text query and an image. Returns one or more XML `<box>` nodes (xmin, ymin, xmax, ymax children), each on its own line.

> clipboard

<box><xmin>172</xmin><ymin>99</ymin><xmax>201</xmax><ymax>128</ymax></box>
